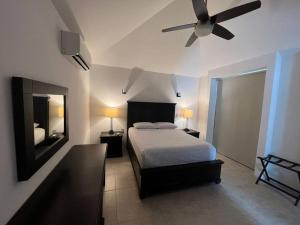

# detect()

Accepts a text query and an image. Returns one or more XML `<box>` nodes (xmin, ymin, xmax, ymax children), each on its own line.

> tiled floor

<box><xmin>103</xmin><ymin>151</ymin><xmax>300</xmax><ymax>225</ymax></box>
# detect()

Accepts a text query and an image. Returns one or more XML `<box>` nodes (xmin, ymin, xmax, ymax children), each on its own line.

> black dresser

<box><xmin>7</xmin><ymin>144</ymin><xmax>107</xmax><ymax>225</ymax></box>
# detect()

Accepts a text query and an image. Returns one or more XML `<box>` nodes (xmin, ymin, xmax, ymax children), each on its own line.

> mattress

<box><xmin>34</xmin><ymin>127</ymin><xmax>45</xmax><ymax>145</ymax></box>
<box><xmin>128</xmin><ymin>127</ymin><xmax>217</xmax><ymax>168</ymax></box>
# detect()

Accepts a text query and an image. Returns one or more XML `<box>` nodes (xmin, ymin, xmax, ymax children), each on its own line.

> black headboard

<box><xmin>127</xmin><ymin>101</ymin><xmax>176</xmax><ymax>130</ymax></box>
<box><xmin>33</xmin><ymin>96</ymin><xmax>49</xmax><ymax>138</ymax></box>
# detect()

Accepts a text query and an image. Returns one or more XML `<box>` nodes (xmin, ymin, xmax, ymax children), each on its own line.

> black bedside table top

<box><xmin>182</xmin><ymin>129</ymin><xmax>199</xmax><ymax>134</ymax></box>
<box><xmin>100</xmin><ymin>131</ymin><xmax>124</xmax><ymax>138</ymax></box>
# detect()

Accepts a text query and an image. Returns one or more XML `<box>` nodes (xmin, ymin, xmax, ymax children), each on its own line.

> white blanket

<box><xmin>128</xmin><ymin>128</ymin><xmax>216</xmax><ymax>168</ymax></box>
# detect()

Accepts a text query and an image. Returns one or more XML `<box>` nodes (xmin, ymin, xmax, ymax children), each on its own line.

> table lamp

<box><xmin>183</xmin><ymin>109</ymin><xmax>193</xmax><ymax>131</ymax></box>
<box><xmin>104</xmin><ymin>107</ymin><xmax>119</xmax><ymax>134</ymax></box>
<box><xmin>57</xmin><ymin>106</ymin><xmax>64</xmax><ymax>118</ymax></box>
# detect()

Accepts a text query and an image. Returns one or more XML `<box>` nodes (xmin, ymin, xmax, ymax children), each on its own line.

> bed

<box><xmin>127</xmin><ymin>101</ymin><xmax>224</xmax><ymax>198</ymax></box>
<box><xmin>34</xmin><ymin>127</ymin><xmax>45</xmax><ymax>146</ymax></box>
<box><xmin>128</xmin><ymin>127</ymin><xmax>217</xmax><ymax>168</ymax></box>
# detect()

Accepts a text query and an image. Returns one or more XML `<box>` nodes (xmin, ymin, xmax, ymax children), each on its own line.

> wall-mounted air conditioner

<box><xmin>61</xmin><ymin>31</ymin><xmax>91</xmax><ymax>71</ymax></box>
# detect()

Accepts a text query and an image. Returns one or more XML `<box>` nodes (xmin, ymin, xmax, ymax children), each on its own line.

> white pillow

<box><xmin>155</xmin><ymin>122</ymin><xmax>177</xmax><ymax>129</ymax></box>
<box><xmin>133</xmin><ymin>122</ymin><xmax>156</xmax><ymax>129</ymax></box>
<box><xmin>34</xmin><ymin>123</ymin><xmax>39</xmax><ymax>128</ymax></box>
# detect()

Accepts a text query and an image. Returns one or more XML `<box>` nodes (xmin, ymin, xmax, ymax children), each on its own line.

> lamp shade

<box><xmin>57</xmin><ymin>106</ymin><xmax>64</xmax><ymax>118</ymax></box>
<box><xmin>183</xmin><ymin>109</ymin><xmax>193</xmax><ymax>119</ymax></box>
<box><xmin>104</xmin><ymin>107</ymin><xmax>119</xmax><ymax>118</ymax></box>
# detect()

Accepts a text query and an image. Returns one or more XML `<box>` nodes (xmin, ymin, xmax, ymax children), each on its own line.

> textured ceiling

<box><xmin>55</xmin><ymin>0</ymin><xmax>300</xmax><ymax>76</ymax></box>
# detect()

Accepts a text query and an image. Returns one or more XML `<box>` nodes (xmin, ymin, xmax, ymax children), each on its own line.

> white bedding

<box><xmin>34</xmin><ymin>127</ymin><xmax>45</xmax><ymax>145</ymax></box>
<box><xmin>128</xmin><ymin>127</ymin><xmax>216</xmax><ymax>168</ymax></box>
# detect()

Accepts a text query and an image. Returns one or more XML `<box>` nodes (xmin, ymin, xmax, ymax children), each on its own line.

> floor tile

<box><xmin>105</xmin><ymin>174</ymin><xmax>116</xmax><ymax>191</ymax></box>
<box><xmin>116</xmin><ymin>174</ymin><xmax>136</xmax><ymax>189</ymax></box>
<box><xmin>103</xmin><ymin>190</ymin><xmax>117</xmax><ymax>225</ymax></box>
<box><xmin>104</xmin><ymin>152</ymin><xmax>300</xmax><ymax>225</ymax></box>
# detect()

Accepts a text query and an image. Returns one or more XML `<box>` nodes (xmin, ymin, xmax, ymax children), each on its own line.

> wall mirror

<box><xmin>12</xmin><ymin>77</ymin><xmax>69</xmax><ymax>181</ymax></box>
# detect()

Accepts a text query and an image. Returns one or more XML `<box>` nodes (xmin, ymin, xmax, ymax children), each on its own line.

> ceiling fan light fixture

<box><xmin>195</xmin><ymin>22</ymin><xmax>214</xmax><ymax>37</ymax></box>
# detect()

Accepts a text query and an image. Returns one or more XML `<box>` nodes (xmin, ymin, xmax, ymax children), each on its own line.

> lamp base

<box><xmin>109</xmin><ymin>130</ymin><xmax>115</xmax><ymax>135</ymax></box>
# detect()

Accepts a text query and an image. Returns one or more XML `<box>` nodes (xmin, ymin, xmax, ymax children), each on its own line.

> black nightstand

<box><xmin>100</xmin><ymin>131</ymin><xmax>123</xmax><ymax>158</ymax></box>
<box><xmin>182</xmin><ymin>129</ymin><xmax>200</xmax><ymax>138</ymax></box>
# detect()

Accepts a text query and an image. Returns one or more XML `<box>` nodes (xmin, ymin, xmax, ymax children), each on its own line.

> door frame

<box><xmin>206</xmin><ymin>53</ymin><xmax>283</xmax><ymax>174</ymax></box>
<box><xmin>210</xmin><ymin>70</ymin><xmax>267</xmax><ymax>169</ymax></box>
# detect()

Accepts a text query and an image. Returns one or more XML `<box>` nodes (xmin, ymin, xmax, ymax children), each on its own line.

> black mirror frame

<box><xmin>12</xmin><ymin>77</ymin><xmax>69</xmax><ymax>181</ymax></box>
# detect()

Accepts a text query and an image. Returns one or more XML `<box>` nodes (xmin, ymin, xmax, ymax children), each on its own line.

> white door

<box><xmin>213</xmin><ymin>72</ymin><xmax>266</xmax><ymax>169</ymax></box>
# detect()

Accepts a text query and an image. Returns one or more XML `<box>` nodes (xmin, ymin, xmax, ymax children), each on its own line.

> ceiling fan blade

<box><xmin>185</xmin><ymin>32</ymin><xmax>198</xmax><ymax>47</ymax></box>
<box><xmin>162</xmin><ymin>23</ymin><xmax>196</xmax><ymax>33</ymax></box>
<box><xmin>211</xmin><ymin>0</ymin><xmax>261</xmax><ymax>23</ymax></box>
<box><xmin>192</xmin><ymin>0</ymin><xmax>209</xmax><ymax>21</ymax></box>
<box><xmin>212</xmin><ymin>24</ymin><xmax>234</xmax><ymax>40</ymax></box>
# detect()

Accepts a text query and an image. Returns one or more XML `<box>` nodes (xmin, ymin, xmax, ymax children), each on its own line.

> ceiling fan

<box><xmin>162</xmin><ymin>0</ymin><xmax>261</xmax><ymax>47</ymax></box>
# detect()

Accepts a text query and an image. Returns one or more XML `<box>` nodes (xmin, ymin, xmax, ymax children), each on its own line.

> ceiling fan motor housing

<box><xmin>195</xmin><ymin>21</ymin><xmax>214</xmax><ymax>37</ymax></box>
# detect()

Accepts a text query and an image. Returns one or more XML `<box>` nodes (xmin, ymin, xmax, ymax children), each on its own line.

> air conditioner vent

<box><xmin>61</xmin><ymin>31</ymin><xmax>91</xmax><ymax>71</ymax></box>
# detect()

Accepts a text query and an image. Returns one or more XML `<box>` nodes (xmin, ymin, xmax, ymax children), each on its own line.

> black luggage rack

<box><xmin>256</xmin><ymin>154</ymin><xmax>300</xmax><ymax>206</ymax></box>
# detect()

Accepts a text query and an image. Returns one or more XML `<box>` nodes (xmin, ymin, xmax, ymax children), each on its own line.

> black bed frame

<box><xmin>127</xmin><ymin>101</ymin><xmax>224</xmax><ymax>198</ymax></box>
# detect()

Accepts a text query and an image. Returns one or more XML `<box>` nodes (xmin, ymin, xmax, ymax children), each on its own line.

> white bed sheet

<box><xmin>128</xmin><ymin>127</ymin><xmax>216</xmax><ymax>168</ymax></box>
<box><xmin>34</xmin><ymin>127</ymin><xmax>45</xmax><ymax>145</ymax></box>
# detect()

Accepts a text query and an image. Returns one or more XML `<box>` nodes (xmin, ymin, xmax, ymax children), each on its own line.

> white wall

<box><xmin>198</xmin><ymin>49</ymin><xmax>300</xmax><ymax>187</ymax></box>
<box><xmin>48</xmin><ymin>95</ymin><xmax>65</xmax><ymax>134</ymax></box>
<box><xmin>268</xmin><ymin>48</ymin><xmax>300</xmax><ymax>189</ymax></box>
<box><xmin>89</xmin><ymin>64</ymin><xmax>200</xmax><ymax>144</ymax></box>
<box><xmin>198</xmin><ymin>76</ymin><xmax>210</xmax><ymax>140</ymax></box>
<box><xmin>0</xmin><ymin>0</ymin><xmax>90</xmax><ymax>224</ymax></box>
